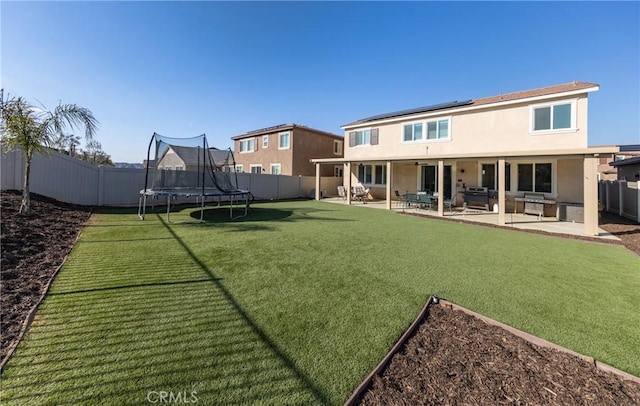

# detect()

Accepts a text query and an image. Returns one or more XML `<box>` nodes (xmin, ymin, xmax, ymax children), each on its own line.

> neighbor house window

<box><xmin>235</xmin><ymin>165</ymin><xmax>243</xmax><ymax>173</ymax></box>
<box><xmin>532</xmin><ymin>101</ymin><xmax>575</xmax><ymax>132</ymax></box>
<box><xmin>250</xmin><ymin>165</ymin><xmax>262</xmax><ymax>174</ymax></box>
<box><xmin>262</xmin><ymin>135</ymin><xmax>269</xmax><ymax>148</ymax></box>
<box><xmin>334</xmin><ymin>140</ymin><xmax>343</xmax><ymax>155</ymax></box>
<box><xmin>270</xmin><ymin>163</ymin><xmax>281</xmax><ymax>175</ymax></box>
<box><xmin>426</xmin><ymin>118</ymin><xmax>450</xmax><ymax>140</ymax></box>
<box><xmin>279</xmin><ymin>131</ymin><xmax>290</xmax><ymax>149</ymax></box>
<box><xmin>403</xmin><ymin>122</ymin><xmax>423</xmax><ymax>142</ymax></box>
<box><xmin>374</xmin><ymin>165</ymin><xmax>387</xmax><ymax>185</ymax></box>
<box><xmin>518</xmin><ymin>163</ymin><xmax>552</xmax><ymax>193</ymax></box>
<box><xmin>239</xmin><ymin>138</ymin><xmax>255</xmax><ymax>153</ymax></box>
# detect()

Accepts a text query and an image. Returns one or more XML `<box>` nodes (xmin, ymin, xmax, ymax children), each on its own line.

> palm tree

<box><xmin>0</xmin><ymin>93</ymin><xmax>98</xmax><ymax>215</ymax></box>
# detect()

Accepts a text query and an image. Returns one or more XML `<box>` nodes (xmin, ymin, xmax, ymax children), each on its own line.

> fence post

<box><xmin>605</xmin><ymin>181</ymin><xmax>610</xmax><ymax>211</ymax></box>
<box><xmin>98</xmin><ymin>166</ymin><xmax>105</xmax><ymax>206</ymax></box>
<box><xmin>619</xmin><ymin>180</ymin><xmax>625</xmax><ymax>216</ymax></box>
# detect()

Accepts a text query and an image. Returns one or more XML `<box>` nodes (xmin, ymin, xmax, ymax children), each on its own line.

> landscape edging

<box><xmin>343</xmin><ymin>295</ymin><xmax>435</xmax><ymax>406</ymax></box>
<box><xmin>438</xmin><ymin>300</ymin><xmax>640</xmax><ymax>385</ymax></box>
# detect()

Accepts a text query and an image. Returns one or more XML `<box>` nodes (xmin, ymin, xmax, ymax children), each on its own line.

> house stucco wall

<box><xmin>343</xmin><ymin>95</ymin><xmax>589</xmax><ymax>161</ymax></box>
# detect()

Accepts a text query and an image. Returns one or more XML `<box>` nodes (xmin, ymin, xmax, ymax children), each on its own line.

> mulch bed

<box><xmin>1</xmin><ymin>190</ymin><xmax>639</xmax><ymax>403</ymax></box>
<box><xmin>1</xmin><ymin>190</ymin><xmax>91</xmax><ymax>363</ymax></box>
<box><xmin>358</xmin><ymin>304</ymin><xmax>640</xmax><ymax>405</ymax></box>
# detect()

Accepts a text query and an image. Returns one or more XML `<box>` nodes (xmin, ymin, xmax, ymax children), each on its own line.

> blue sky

<box><xmin>2</xmin><ymin>1</ymin><xmax>639</xmax><ymax>163</ymax></box>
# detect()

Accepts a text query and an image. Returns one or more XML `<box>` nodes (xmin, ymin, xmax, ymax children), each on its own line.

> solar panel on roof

<box><xmin>355</xmin><ymin>100</ymin><xmax>473</xmax><ymax>124</ymax></box>
<box><xmin>246</xmin><ymin>124</ymin><xmax>288</xmax><ymax>134</ymax></box>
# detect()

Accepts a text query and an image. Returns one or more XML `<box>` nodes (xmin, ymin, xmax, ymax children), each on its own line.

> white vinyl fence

<box><xmin>1</xmin><ymin>148</ymin><xmax>342</xmax><ymax>207</ymax></box>
<box><xmin>599</xmin><ymin>180</ymin><xmax>640</xmax><ymax>223</ymax></box>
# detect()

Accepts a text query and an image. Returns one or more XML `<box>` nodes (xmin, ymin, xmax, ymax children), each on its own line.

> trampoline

<box><xmin>138</xmin><ymin>133</ymin><xmax>251</xmax><ymax>223</ymax></box>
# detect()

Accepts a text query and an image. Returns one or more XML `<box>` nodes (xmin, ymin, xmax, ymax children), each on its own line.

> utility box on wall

<box><xmin>557</xmin><ymin>202</ymin><xmax>584</xmax><ymax>223</ymax></box>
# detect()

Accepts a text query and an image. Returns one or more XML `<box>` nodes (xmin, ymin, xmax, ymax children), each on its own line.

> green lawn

<box><xmin>1</xmin><ymin>200</ymin><xmax>639</xmax><ymax>405</ymax></box>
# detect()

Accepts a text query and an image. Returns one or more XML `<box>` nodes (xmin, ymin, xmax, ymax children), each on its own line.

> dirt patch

<box><xmin>1</xmin><ymin>190</ymin><xmax>91</xmax><ymax>363</ymax></box>
<box><xmin>358</xmin><ymin>304</ymin><xmax>640</xmax><ymax>405</ymax></box>
<box><xmin>599</xmin><ymin>211</ymin><xmax>640</xmax><ymax>256</ymax></box>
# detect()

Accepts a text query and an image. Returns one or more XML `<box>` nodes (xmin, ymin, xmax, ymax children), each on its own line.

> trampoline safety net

<box><xmin>138</xmin><ymin>132</ymin><xmax>250</xmax><ymax>222</ymax></box>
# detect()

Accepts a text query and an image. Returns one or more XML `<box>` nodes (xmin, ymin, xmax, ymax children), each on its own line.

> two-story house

<box><xmin>231</xmin><ymin>124</ymin><xmax>343</xmax><ymax>176</ymax></box>
<box><xmin>312</xmin><ymin>81</ymin><xmax>619</xmax><ymax>236</ymax></box>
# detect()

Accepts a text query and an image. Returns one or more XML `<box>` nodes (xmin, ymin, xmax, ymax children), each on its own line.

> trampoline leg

<box><xmin>138</xmin><ymin>194</ymin><xmax>145</xmax><ymax>220</ymax></box>
<box><xmin>166</xmin><ymin>194</ymin><xmax>171</xmax><ymax>223</ymax></box>
<box><xmin>200</xmin><ymin>195</ymin><xmax>205</xmax><ymax>223</ymax></box>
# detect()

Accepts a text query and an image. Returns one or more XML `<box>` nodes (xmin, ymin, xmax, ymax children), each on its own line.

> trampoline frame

<box><xmin>138</xmin><ymin>188</ymin><xmax>251</xmax><ymax>223</ymax></box>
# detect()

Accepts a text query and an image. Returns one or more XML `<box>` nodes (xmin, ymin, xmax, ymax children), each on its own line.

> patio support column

<box><xmin>437</xmin><ymin>159</ymin><xmax>444</xmax><ymax>216</ymax></box>
<box><xmin>583</xmin><ymin>155</ymin><xmax>599</xmax><ymax>236</ymax></box>
<box><xmin>498</xmin><ymin>158</ymin><xmax>506</xmax><ymax>226</ymax></box>
<box><xmin>346</xmin><ymin>162</ymin><xmax>352</xmax><ymax>204</ymax></box>
<box><xmin>315</xmin><ymin>163</ymin><xmax>321</xmax><ymax>201</ymax></box>
<box><xmin>386</xmin><ymin>160</ymin><xmax>392</xmax><ymax>210</ymax></box>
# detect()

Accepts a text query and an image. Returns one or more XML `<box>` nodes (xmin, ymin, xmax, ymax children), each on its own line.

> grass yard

<box><xmin>1</xmin><ymin>200</ymin><xmax>639</xmax><ymax>405</ymax></box>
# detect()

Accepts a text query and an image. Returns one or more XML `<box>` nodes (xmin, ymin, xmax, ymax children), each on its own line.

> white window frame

<box><xmin>250</xmin><ymin>164</ymin><xmax>262</xmax><ymax>174</ymax></box>
<box><xmin>278</xmin><ymin>131</ymin><xmax>290</xmax><ymax>150</ymax></box>
<box><xmin>353</xmin><ymin>129</ymin><xmax>371</xmax><ymax>147</ymax></box>
<box><xmin>402</xmin><ymin>121</ymin><xmax>424</xmax><ymax>142</ymax></box>
<box><xmin>373</xmin><ymin>164</ymin><xmax>387</xmax><ymax>185</ymax></box>
<box><xmin>357</xmin><ymin>164</ymin><xmax>387</xmax><ymax>186</ymax></box>
<box><xmin>235</xmin><ymin>164</ymin><xmax>243</xmax><ymax>173</ymax></box>
<box><xmin>239</xmin><ymin>138</ymin><xmax>255</xmax><ymax>153</ymax></box>
<box><xmin>262</xmin><ymin>135</ymin><xmax>269</xmax><ymax>148</ymax></box>
<box><xmin>174</xmin><ymin>165</ymin><xmax>184</xmax><ymax>171</ymax></box>
<box><xmin>333</xmin><ymin>140</ymin><xmax>343</xmax><ymax>155</ymax></box>
<box><xmin>529</xmin><ymin>99</ymin><xmax>577</xmax><ymax>134</ymax></box>
<box><xmin>270</xmin><ymin>163</ymin><xmax>281</xmax><ymax>175</ymax></box>
<box><xmin>425</xmin><ymin>116</ymin><xmax>451</xmax><ymax>141</ymax></box>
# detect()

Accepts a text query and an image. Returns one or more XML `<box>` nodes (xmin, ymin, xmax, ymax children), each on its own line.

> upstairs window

<box><xmin>403</xmin><ymin>122</ymin><xmax>423</xmax><ymax>142</ymax></box>
<box><xmin>279</xmin><ymin>131</ymin><xmax>290</xmax><ymax>149</ymax></box>
<box><xmin>333</xmin><ymin>140</ymin><xmax>343</xmax><ymax>155</ymax></box>
<box><xmin>531</xmin><ymin>100</ymin><xmax>575</xmax><ymax>132</ymax></box>
<box><xmin>426</xmin><ymin>118</ymin><xmax>450</xmax><ymax>140</ymax></box>
<box><xmin>262</xmin><ymin>135</ymin><xmax>269</xmax><ymax>148</ymax></box>
<box><xmin>349</xmin><ymin>128</ymin><xmax>379</xmax><ymax>147</ymax></box>
<box><xmin>239</xmin><ymin>138</ymin><xmax>255</xmax><ymax>153</ymax></box>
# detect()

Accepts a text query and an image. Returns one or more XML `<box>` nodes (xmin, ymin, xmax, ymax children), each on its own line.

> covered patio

<box><xmin>321</xmin><ymin>196</ymin><xmax>619</xmax><ymax>241</ymax></box>
<box><xmin>312</xmin><ymin>147</ymin><xmax>619</xmax><ymax>238</ymax></box>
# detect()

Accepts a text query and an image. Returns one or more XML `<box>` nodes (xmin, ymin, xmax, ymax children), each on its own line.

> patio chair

<box><xmin>416</xmin><ymin>191</ymin><xmax>432</xmax><ymax>210</ymax></box>
<box><xmin>337</xmin><ymin>186</ymin><xmax>347</xmax><ymax>200</ymax></box>
<box><xmin>405</xmin><ymin>192</ymin><xmax>418</xmax><ymax>208</ymax></box>
<box><xmin>352</xmin><ymin>186</ymin><xmax>369</xmax><ymax>204</ymax></box>
<box><xmin>394</xmin><ymin>190</ymin><xmax>405</xmax><ymax>207</ymax></box>
<box><xmin>443</xmin><ymin>192</ymin><xmax>457</xmax><ymax>212</ymax></box>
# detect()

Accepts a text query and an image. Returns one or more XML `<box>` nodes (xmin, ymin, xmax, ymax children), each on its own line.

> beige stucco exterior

<box><xmin>232</xmin><ymin>125</ymin><xmax>343</xmax><ymax>176</ymax></box>
<box><xmin>312</xmin><ymin>82</ymin><xmax>620</xmax><ymax>236</ymax></box>
<box><xmin>343</xmin><ymin>95</ymin><xmax>588</xmax><ymax>161</ymax></box>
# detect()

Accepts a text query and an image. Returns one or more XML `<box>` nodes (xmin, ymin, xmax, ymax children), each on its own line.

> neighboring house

<box><xmin>156</xmin><ymin>146</ymin><xmax>230</xmax><ymax>171</ymax></box>
<box><xmin>312</xmin><ymin>81</ymin><xmax>619</xmax><ymax>236</ymax></box>
<box><xmin>599</xmin><ymin>145</ymin><xmax>640</xmax><ymax>180</ymax></box>
<box><xmin>231</xmin><ymin>124</ymin><xmax>343</xmax><ymax>176</ymax></box>
<box><xmin>610</xmin><ymin>156</ymin><xmax>640</xmax><ymax>181</ymax></box>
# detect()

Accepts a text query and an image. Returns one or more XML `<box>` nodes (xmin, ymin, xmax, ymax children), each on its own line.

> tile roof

<box><xmin>231</xmin><ymin>123</ymin><xmax>342</xmax><ymax>140</ymax></box>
